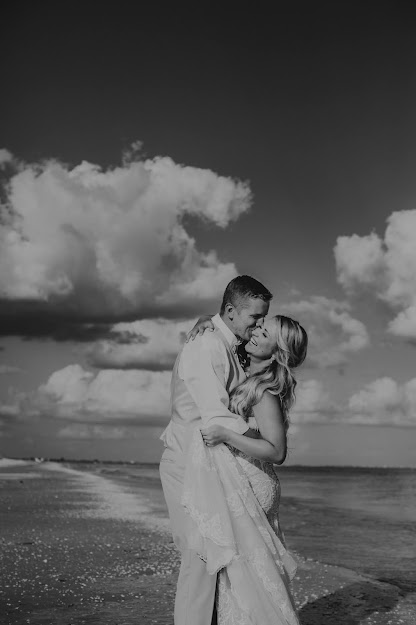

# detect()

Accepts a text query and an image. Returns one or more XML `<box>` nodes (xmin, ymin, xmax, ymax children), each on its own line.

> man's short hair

<box><xmin>220</xmin><ymin>275</ymin><xmax>272</xmax><ymax>315</ymax></box>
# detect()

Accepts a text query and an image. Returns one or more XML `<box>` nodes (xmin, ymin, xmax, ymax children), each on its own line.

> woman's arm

<box><xmin>185</xmin><ymin>315</ymin><xmax>215</xmax><ymax>342</ymax></box>
<box><xmin>200</xmin><ymin>392</ymin><xmax>287</xmax><ymax>464</ymax></box>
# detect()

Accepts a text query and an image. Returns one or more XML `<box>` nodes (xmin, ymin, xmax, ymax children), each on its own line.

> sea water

<box><xmin>78</xmin><ymin>462</ymin><xmax>416</xmax><ymax>594</ymax></box>
<box><xmin>276</xmin><ymin>466</ymin><xmax>416</xmax><ymax>593</ymax></box>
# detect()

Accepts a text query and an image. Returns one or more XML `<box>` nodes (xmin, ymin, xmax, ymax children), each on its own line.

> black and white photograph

<box><xmin>1</xmin><ymin>3</ymin><xmax>415</xmax><ymax>624</ymax></box>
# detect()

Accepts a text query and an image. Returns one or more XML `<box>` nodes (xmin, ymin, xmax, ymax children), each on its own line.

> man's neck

<box><xmin>220</xmin><ymin>314</ymin><xmax>246</xmax><ymax>345</ymax></box>
<box><xmin>219</xmin><ymin>314</ymin><xmax>238</xmax><ymax>339</ymax></box>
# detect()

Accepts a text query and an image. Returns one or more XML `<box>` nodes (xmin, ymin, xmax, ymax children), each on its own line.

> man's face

<box><xmin>228</xmin><ymin>297</ymin><xmax>270</xmax><ymax>342</ymax></box>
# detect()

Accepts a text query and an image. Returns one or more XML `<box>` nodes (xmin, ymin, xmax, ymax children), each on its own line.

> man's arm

<box><xmin>180</xmin><ymin>334</ymin><xmax>250</xmax><ymax>435</ymax></box>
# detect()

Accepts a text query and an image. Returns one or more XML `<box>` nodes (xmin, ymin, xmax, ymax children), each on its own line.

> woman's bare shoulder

<box><xmin>253</xmin><ymin>390</ymin><xmax>282</xmax><ymax>419</ymax></box>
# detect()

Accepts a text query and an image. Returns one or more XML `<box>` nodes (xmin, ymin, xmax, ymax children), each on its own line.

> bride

<box><xmin>182</xmin><ymin>314</ymin><xmax>307</xmax><ymax>625</ymax></box>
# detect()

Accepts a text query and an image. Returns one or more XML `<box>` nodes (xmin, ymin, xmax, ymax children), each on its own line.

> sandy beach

<box><xmin>1</xmin><ymin>459</ymin><xmax>415</xmax><ymax>625</ymax></box>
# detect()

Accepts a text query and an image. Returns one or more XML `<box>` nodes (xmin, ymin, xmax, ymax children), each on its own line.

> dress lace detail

<box><xmin>217</xmin><ymin>573</ymin><xmax>252</xmax><ymax>625</ymax></box>
<box><xmin>181</xmin><ymin>491</ymin><xmax>233</xmax><ymax>548</ymax></box>
<box><xmin>181</xmin><ymin>428</ymin><xmax>300</xmax><ymax>625</ymax></box>
<box><xmin>190</xmin><ymin>428</ymin><xmax>218</xmax><ymax>471</ymax></box>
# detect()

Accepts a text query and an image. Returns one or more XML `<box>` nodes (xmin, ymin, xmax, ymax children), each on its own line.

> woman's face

<box><xmin>244</xmin><ymin>318</ymin><xmax>277</xmax><ymax>360</ymax></box>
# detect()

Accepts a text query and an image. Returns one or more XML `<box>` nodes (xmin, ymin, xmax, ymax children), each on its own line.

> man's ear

<box><xmin>225</xmin><ymin>303</ymin><xmax>235</xmax><ymax>320</ymax></box>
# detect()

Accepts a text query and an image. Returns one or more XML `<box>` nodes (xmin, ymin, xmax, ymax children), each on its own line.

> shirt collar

<box><xmin>212</xmin><ymin>314</ymin><xmax>242</xmax><ymax>351</ymax></box>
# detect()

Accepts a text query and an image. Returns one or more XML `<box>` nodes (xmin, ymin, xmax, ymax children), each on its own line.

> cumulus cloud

<box><xmin>291</xmin><ymin>376</ymin><xmax>416</xmax><ymax>427</ymax></box>
<box><xmin>87</xmin><ymin>319</ymin><xmax>189</xmax><ymax>370</ymax></box>
<box><xmin>0</xmin><ymin>147</ymin><xmax>252</xmax><ymax>337</ymax></box>
<box><xmin>0</xmin><ymin>404</ymin><xmax>20</xmax><ymax>417</ymax></box>
<box><xmin>335</xmin><ymin>232</ymin><xmax>386</xmax><ymax>291</ymax></box>
<box><xmin>0</xmin><ymin>149</ymin><xmax>13</xmax><ymax>167</ymax></box>
<box><xmin>334</xmin><ymin>210</ymin><xmax>416</xmax><ymax>341</ymax></box>
<box><xmin>388</xmin><ymin>306</ymin><xmax>416</xmax><ymax>340</ymax></box>
<box><xmin>88</xmin><ymin>296</ymin><xmax>369</xmax><ymax>374</ymax></box>
<box><xmin>291</xmin><ymin>379</ymin><xmax>338</xmax><ymax>423</ymax></box>
<box><xmin>37</xmin><ymin>364</ymin><xmax>171</xmax><ymax>419</ymax></box>
<box><xmin>0</xmin><ymin>365</ymin><xmax>22</xmax><ymax>374</ymax></box>
<box><xmin>10</xmin><ymin>361</ymin><xmax>416</xmax><ymax>429</ymax></box>
<box><xmin>348</xmin><ymin>377</ymin><xmax>416</xmax><ymax>426</ymax></box>
<box><xmin>282</xmin><ymin>296</ymin><xmax>369</xmax><ymax>368</ymax></box>
<box><xmin>16</xmin><ymin>366</ymin><xmax>339</xmax><ymax>426</ymax></box>
<box><xmin>57</xmin><ymin>424</ymin><xmax>144</xmax><ymax>440</ymax></box>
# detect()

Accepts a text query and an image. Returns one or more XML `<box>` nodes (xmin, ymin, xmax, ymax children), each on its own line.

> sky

<box><xmin>1</xmin><ymin>3</ymin><xmax>416</xmax><ymax>465</ymax></box>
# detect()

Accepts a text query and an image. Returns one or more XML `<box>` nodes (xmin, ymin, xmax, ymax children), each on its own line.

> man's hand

<box><xmin>185</xmin><ymin>315</ymin><xmax>215</xmax><ymax>342</ymax></box>
<box><xmin>200</xmin><ymin>424</ymin><xmax>229</xmax><ymax>447</ymax></box>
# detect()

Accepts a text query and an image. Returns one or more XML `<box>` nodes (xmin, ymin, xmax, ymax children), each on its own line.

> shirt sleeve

<box><xmin>179</xmin><ymin>334</ymin><xmax>249</xmax><ymax>434</ymax></box>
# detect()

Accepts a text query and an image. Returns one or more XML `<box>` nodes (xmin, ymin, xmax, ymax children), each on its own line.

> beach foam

<box><xmin>0</xmin><ymin>472</ymin><xmax>40</xmax><ymax>480</ymax></box>
<box><xmin>0</xmin><ymin>458</ymin><xmax>32</xmax><ymax>468</ymax></box>
<box><xmin>41</xmin><ymin>461</ymin><xmax>170</xmax><ymax>532</ymax></box>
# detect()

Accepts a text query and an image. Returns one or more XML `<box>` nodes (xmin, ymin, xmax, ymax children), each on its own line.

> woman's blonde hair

<box><xmin>229</xmin><ymin>315</ymin><xmax>308</xmax><ymax>432</ymax></box>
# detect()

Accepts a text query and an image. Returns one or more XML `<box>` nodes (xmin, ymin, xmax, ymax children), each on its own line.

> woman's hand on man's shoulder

<box><xmin>185</xmin><ymin>315</ymin><xmax>215</xmax><ymax>342</ymax></box>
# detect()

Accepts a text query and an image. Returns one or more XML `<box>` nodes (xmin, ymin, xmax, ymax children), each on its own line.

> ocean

<box><xmin>276</xmin><ymin>465</ymin><xmax>416</xmax><ymax>594</ymax></box>
<box><xmin>2</xmin><ymin>458</ymin><xmax>415</xmax><ymax>623</ymax></box>
<box><xmin>98</xmin><ymin>462</ymin><xmax>416</xmax><ymax>595</ymax></box>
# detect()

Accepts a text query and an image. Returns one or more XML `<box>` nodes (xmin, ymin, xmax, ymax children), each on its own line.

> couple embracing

<box><xmin>159</xmin><ymin>275</ymin><xmax>308</xmax><ymax>625</ymax></box>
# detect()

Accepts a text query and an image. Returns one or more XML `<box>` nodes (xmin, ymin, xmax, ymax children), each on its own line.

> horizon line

<box><xmin>1</xmin><ymin>456</ymin><xmax>415</xmax><ymax>470</ymax></box>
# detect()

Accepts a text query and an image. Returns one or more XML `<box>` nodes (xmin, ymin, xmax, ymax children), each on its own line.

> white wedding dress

<box><xmin>181</xmin><ymin>416</ymin><xmax>300</xmax><ymax>625</ymax></box>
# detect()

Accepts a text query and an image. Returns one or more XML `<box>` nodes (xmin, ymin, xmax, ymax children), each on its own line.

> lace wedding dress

<box><xmin>181</xmin><ymin>418</ymin><xmax>300</xmax><ymax>625</ymax></box>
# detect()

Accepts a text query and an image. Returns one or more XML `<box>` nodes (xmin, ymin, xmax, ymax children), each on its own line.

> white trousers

<box><xmin>159</xmin><ymin>449</ymin><xmax>217</xmax><ymax>625</ymax></box>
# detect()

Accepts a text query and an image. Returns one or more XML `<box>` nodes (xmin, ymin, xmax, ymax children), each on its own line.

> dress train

<box><xmin>181</xmin><ymin>429</ymin><xmax>300</xmax><ymax>625</ymax></box>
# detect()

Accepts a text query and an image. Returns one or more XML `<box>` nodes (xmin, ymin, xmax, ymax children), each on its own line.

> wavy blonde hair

<box><xmin>229</xmin><ymin>315</ymin><xmax>308</xmax><ymax>432</ymax></box>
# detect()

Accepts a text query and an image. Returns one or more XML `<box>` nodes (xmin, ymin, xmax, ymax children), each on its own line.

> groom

<box><xmin>159</xmin><ymin>275</ymin><xmax>272</xmax><ymax>625</ymax></box>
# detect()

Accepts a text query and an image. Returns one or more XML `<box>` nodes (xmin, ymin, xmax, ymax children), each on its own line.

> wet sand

<box><xmin>0</xmin><ymin>459</ymin><xmax>414</xmax><ymax>625</ymax></box>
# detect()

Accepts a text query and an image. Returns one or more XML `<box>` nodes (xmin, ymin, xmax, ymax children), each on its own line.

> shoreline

<box><xmin>3</xmin><ymin>456</ymin><xmax>416</xmax><ymax>470</ymax></box>
<box><xmin>1</xmin><ymin>460</ymin><xmax>415</xmax><ymax>624</ymax></box>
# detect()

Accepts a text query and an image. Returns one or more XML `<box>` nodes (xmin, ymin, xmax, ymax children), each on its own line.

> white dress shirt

<box><xmin>160</xmin><ymin>313</ymin><xmax>249</xmax><ymax>455</ymax></box>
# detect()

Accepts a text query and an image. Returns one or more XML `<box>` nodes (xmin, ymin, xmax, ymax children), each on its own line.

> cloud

<box><xmin>334</xmin><ymin>209</ymin><xmax>416</xmax><ymax>341</ymax></box>
<box><xmin>334</xmin><ymin>232</ymin><xmax>386</xmax><ymax>291</ymax></box>
<box><xmin>0</xmin><ymin>149</ymin><xmax>13</xmax><ymax>167</ymax></box>
<box><xmin>348</xmin><ymin>377</ymin><xmax>416</xmax><ymax>426</ymax></box>
<box><xmin>86</xmin><ymin>319</ymin><xmax>190</xmax><ymax>370</ymax></box>
<box><xmin>291</xmin><ymin>379</ymin><xmax>338</xmax><ymax>423</ymax></box>
<box><xmin>57</xmin><ymin>424</ymin><xmax>144</xmax><ymax>440</ymax></box>
<box><xmin>282</xmin><ymin>296</ymin><xmax>369</xmax><ymax>368</ymax></box>
<box><xmin>0</xmin><ymin>405</ymin><xmax>20</xmax><ymax>417</ymax></box>
<box><xmin>0</xmin><ymin>148</ymin><xmax>252</xmax><ymax>337</ymax></box>
<box><xmin>388</xmin><ymin>307</ymin><xmax>416</xmax><ymax>341</ymax></box>
<box><xmin>0</xmin><ymin>365</ymin><xmax>22</xmax><ymax>374</ymax></box>
<box><xmin>291</xmin><ymin>376</ymin><xmax>416</xmax><ymax>427</ymax></box>
<box><xmin>87</xmin><ymin>301</ymin><xmax>371</xmax><ymax>374</ymax></box>
<box><xmin>9</xmin><ymin>360</ymin><xmax>416</xmax><ymax>429</ymax></box>
<box><xmin>37</xmin><ymin>364</ymin><xmax>171</xmax><ymax>419</ymax></box>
